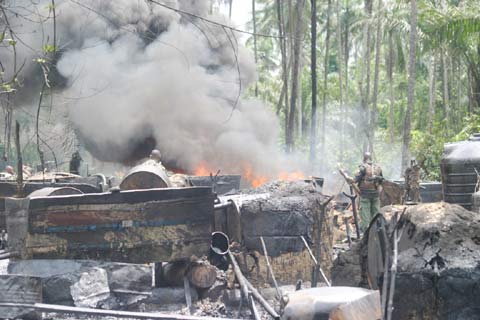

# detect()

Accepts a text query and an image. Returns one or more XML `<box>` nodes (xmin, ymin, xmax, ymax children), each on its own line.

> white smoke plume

<box><xmin>1</xmin><ymin>0</ymin><xmax>304</xmax><ymax>177</ymax></box>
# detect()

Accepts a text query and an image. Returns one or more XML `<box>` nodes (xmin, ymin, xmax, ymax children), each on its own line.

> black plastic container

<box><xmin>440</xmin><ymin>133</ymin><xmax>480</xmax><ymax>210</ymax></box>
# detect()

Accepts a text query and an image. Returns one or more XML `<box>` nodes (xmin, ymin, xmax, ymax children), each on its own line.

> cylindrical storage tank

<box><xmin>473</xmin><ymin>191</ymin><xmax>480</xmax><ymax>214</ymax></box>
<box><xmin>120</xmin><ymin>162</ymin><xmax>172</xmax><ymax>190</ymax></box>
<box><xmin>440</xmin><ymin>133</ymin><xmax>480</xmax><ymax>210</ymax></box>
<box><xmin>27</xmin><ymin>187</ymin><xmax>83</xmax><ymax>198</ymax></box>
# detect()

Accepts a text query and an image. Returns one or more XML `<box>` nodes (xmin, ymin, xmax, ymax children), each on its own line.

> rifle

<box><xmin>338</xmin><ymin>168</ymin><xmax>361</xmax><ymax>195</ymax></box>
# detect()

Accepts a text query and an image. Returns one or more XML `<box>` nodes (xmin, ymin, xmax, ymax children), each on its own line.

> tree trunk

<box><xmin>229</xmin><ymin>0</ymin><xmax>233</xmax><ymax>18</ymax></box>
<box><xmin>320</xmin><ymin>0</ymin><xmax>332</xmax><ymax>172</ymax></box>
<box><xmin>344</xmin><ymin>0</ymin><xmax>350</xmax><ymax>121</ymax></box>
<box><xmin>441</xmin><ymin>50</ymin><xmax>450</xmax><ymax>131</ymax></box>
<box><xmin>428</xmin><ymin>54</ymin><xmax>437</xmax><ymax>132</ymax></box>
<box><xmin>471</xmin><ymin>56</ymin><xmax>480</xmax><ymax>111</ymax></box>
<box><xmin>309</xmin><ymin>0</ymin><xmax>318</xmax><ymax>168</ymax></box>
<box><xmin>297</xmin><ymin>57</ymin><xmax>303</xmax><ymax>139</ymax></box>
<box><xmin>387</xmin><ymin>30</ymin><xmax>395</xmax><ymax>143</ymax></box>
<box><xmin>401</xmin><ymin>0</ymin><xmax>418</xmax><ymax>172</ymax></box>
<box><xmin>285</xmin><ymin>0</ymin><xmax>294</xmax><ymax>147</ymax></box>
<box><xmin>369</xmin><ymin>0</ymin><xmax>382</xmax><ymax>153</ymax></box>
<box><xmin>252</xmin><ymin>0</ymin><xmax>258</xmax><ymax>97</ymax></box>
<box><xmin>276</xmin><ymin>0</ymin><xmax>289</xmax><ymax>136</ymax></box>
<box><xmin>286</xmin><ymin>0</ymin><xmax>305</xmax><ymax>152</ymax></box>
<box><xmin>457</xmin><ymin>63</ymin><xmax>462</xmax><ymax>125</ymax></box>
<box><xmin>336</xmin><ymin>0</ymin><xmax>344</xmax><ymax>161</ymax></box>
<box><xmin>361</xmin><ymin>0</ymin><xmax>373</xmax><ymax>152</ymax></box>
<box><xmin>467</xmin><ymin>68</ymin><xmax>473</xmax><ymax>115</ymax></box>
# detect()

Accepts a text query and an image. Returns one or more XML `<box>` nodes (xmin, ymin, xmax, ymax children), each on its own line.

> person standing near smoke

<box><xmin>145</xmin><ymin>149</ymin><xmax>166</xmax><ymax>171</ymax></box>
<box><xmin>69</xmin><ymin>151</ymin><xmax>82</xmax><ymax>175</ymax></box>
<box><xmin>348</xmin><ymin>152</ymin><xmax>384</xmax><ymax>231</ymax></box>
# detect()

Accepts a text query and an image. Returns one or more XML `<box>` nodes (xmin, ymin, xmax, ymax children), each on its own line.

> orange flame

<box><xmin>243</xmin><ymin>163</ymin><xmax>305</xmax><ymax>188</ymax></box>
<box><xmin>194</xmin><ymin>162</ymin><xmax>212</xmax><ymax>176</ymax></box>
<box><xmin>193</xmin><ymin>161</ymin><xmax>305</xmax><ymax>188</ymax></box>
<box><xmin>278</xmin><ymin>171</ymin><xmax>305</xmax><ymax>181</ymax></box>
<box><xmin>242</xmin><ymin>164</ymin><xmax>268</xmax><ymax>188</ymax></box>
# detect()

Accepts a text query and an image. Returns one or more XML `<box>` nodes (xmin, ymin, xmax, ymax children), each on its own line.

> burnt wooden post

<box><xmin>4</xmin><ymin>198</ymin><xmax>30</xmax><ymax>259</ymax></box>
<box><xmin>312</xmin><ymin>196</ymin><xmax>333</xmax><ymax>287</ymax></box>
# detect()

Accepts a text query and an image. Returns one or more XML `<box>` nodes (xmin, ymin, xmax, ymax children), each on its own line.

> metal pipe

<box><xmin>249</xmin><ymin>295</ymin><xmax>261</xmax><ymax>320</ymax></box>
<box><xmin>0</xmin><ymin>251</ymin><xmax>18</xmax><ymax>260</ymax></box>
<box><xmin>227</xmin><ymin>251</ymin><xmax>250</xmax><ymax>302</ymax></box>
<box><xmin>300</xmin><ymin>236</ymin><xmax>318</xmax><ymax>265</ymax></box>
<box><xmin>0</xmin><ymin>303</ymin><xmax>239</xmax><ymax>320</ymax></box>
<box><xmin>300</xmin><ymin>236</ymin><xmax>330</xmax><ymax>287</ymax></box>
<box><xmin>214</xmin><ymin>201</ymin><xmax>233</xmax><ymax>210</ymax></box>
<box><xmin>245</xmin><ymin>278</ymin><xmax>280</xmax><ymax>319</ymax></box>
<box><xmin>260</xmin><ymin>236</ymin><xmax>281</xmax><ymax>300</ymax></box>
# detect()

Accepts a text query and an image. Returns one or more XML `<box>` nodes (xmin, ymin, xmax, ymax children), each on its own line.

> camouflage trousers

<box><xmin>359</xmin><ymin>197</ymin><xmax>380</xmax><ymax>231</ymax></box>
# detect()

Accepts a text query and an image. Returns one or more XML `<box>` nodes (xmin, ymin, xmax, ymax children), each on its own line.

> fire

<box><xmin>243</xmin><ymin>164</ymin><xmax>305</xmax><ymax>188</ymax></box>
<box><xmin>193</xmin><ymin>161</ymin><xmax>305</xmax><ymax>188</ymax></box>
<box><xmin>243</xmin><ymin>164</ymin><xmax>268</xmax><ymax>188</ymax></box>
<box><xmin>194</xmin><ymin>162</ymin><xmax>212</xmax><ymax>176</ymax></box>
<box><xmin>278</xmin><ymin>171</ymin><xmax>305</xmax><ymax>181</ymax></box>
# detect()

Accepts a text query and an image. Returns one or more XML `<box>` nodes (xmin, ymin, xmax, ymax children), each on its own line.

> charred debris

<box><xmin>0</xmin><ymin>134</ymin><xmax>478</xmax><ymax>320</ymax></box>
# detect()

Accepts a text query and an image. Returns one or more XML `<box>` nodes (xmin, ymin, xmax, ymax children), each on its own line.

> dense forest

<box><xmin>229</xmin><ymin>0</ymin><xmax>480</xmax><ymax>179</ymax></box>
<box><xmin>0</xmin><ymin>0</ymin><xmax>479</xmax><ymax>181</ymax></box>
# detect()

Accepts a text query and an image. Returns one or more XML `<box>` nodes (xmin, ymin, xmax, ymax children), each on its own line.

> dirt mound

<box><xmin>332</xmin><ymin>202</ymin><xmax>480</xmax><ymax>320</ymax></box>
<box><xmin>398</xmin><ymin>202</ymin><xmax>480</xmax><ymax>272</ymax></box>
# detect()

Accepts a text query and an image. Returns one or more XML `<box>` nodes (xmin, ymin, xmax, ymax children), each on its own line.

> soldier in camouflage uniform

<box><xmin>354</xmin><ymin>152</ymin><xmax>384</xmax><ymax>231</ymax></box>
<box><xmin>403</xmin><ymin>158</ymin><xmax>421</xmax><ymax>203</ymax></box>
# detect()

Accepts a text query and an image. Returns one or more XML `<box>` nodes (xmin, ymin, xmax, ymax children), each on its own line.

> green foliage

<box><xmin>410</xmin><ymin>114</ymin><xmax>480</xmax><ymax>181</ymax></box>
<box><xmin>241</xmin><ymin>0</ymin><xmax>480</xmax><ymax>179</ymax></box>
<box><xmin>43</xmin><ymin>44</ymin><xmax>57</xmax><ymax>54</ymax></box>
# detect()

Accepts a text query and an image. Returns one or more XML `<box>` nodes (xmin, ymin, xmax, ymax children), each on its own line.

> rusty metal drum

<box><xmin>28</xmin><ymin>187</ymin><xmax>83</xmax><ymax>198</ymax></box>
<box><xmin>120</xmin><ymin>163</ymin><xmax>172</xmax><ymax>190</ymax></box>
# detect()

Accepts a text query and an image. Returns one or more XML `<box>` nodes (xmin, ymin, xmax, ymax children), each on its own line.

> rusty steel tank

<box><xmin>120</xmin><ymin>161</ymin><xmax>172</xmax><ymax>190</ymax></box>
<box><xmin>27</xmin><ymin>187</ymin><xmax>83</xmax><ymax>198</ymax></box>
<box><xmin>441</xmin><ymin>133</ymin><xmax>480</xmax><ymax>210</ymax></box>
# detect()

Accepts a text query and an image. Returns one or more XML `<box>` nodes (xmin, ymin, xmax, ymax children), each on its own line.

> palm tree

<box><xmin>401</xmin><ymin>0</ymin><xmax>418</xmax><ymax>172</ymax></box>
<box><xmin>370</xmin><ymin>0</ymin><xmax>383</xmax><ymax>153</ymax></box>
<box><xmin>320</xmin><ymin>0</ymin><xmax>332</xmax><ymax>172</ymax></box>
<box><xmin>309</xmin><ymin>0</ymin><xmax>318</xmax><ymax>167</ymax></box>
<box><xmin>286</xmin><ymin>0</ymin><xmax>305</xmax><ymax>152</ymax></box>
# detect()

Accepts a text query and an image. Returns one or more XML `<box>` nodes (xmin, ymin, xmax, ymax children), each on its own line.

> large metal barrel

<box><xmin>120</xmin><ymin>163</ymin><xmax>172</xmax><ymax>190</ymax></box>
<box><xmin>28</xmin><ymin>187</ymin><xmax>83</xmax><ymax>198</ymax></box>
<box><xmin>440</xmin><ymin>133</ymin><xmax>480</xmax><ymax>210</ymax></box>
<box><xmin>473</xmin><ymin>191</ymin><xmax>480</xmax><ymax>214</ymax></box>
